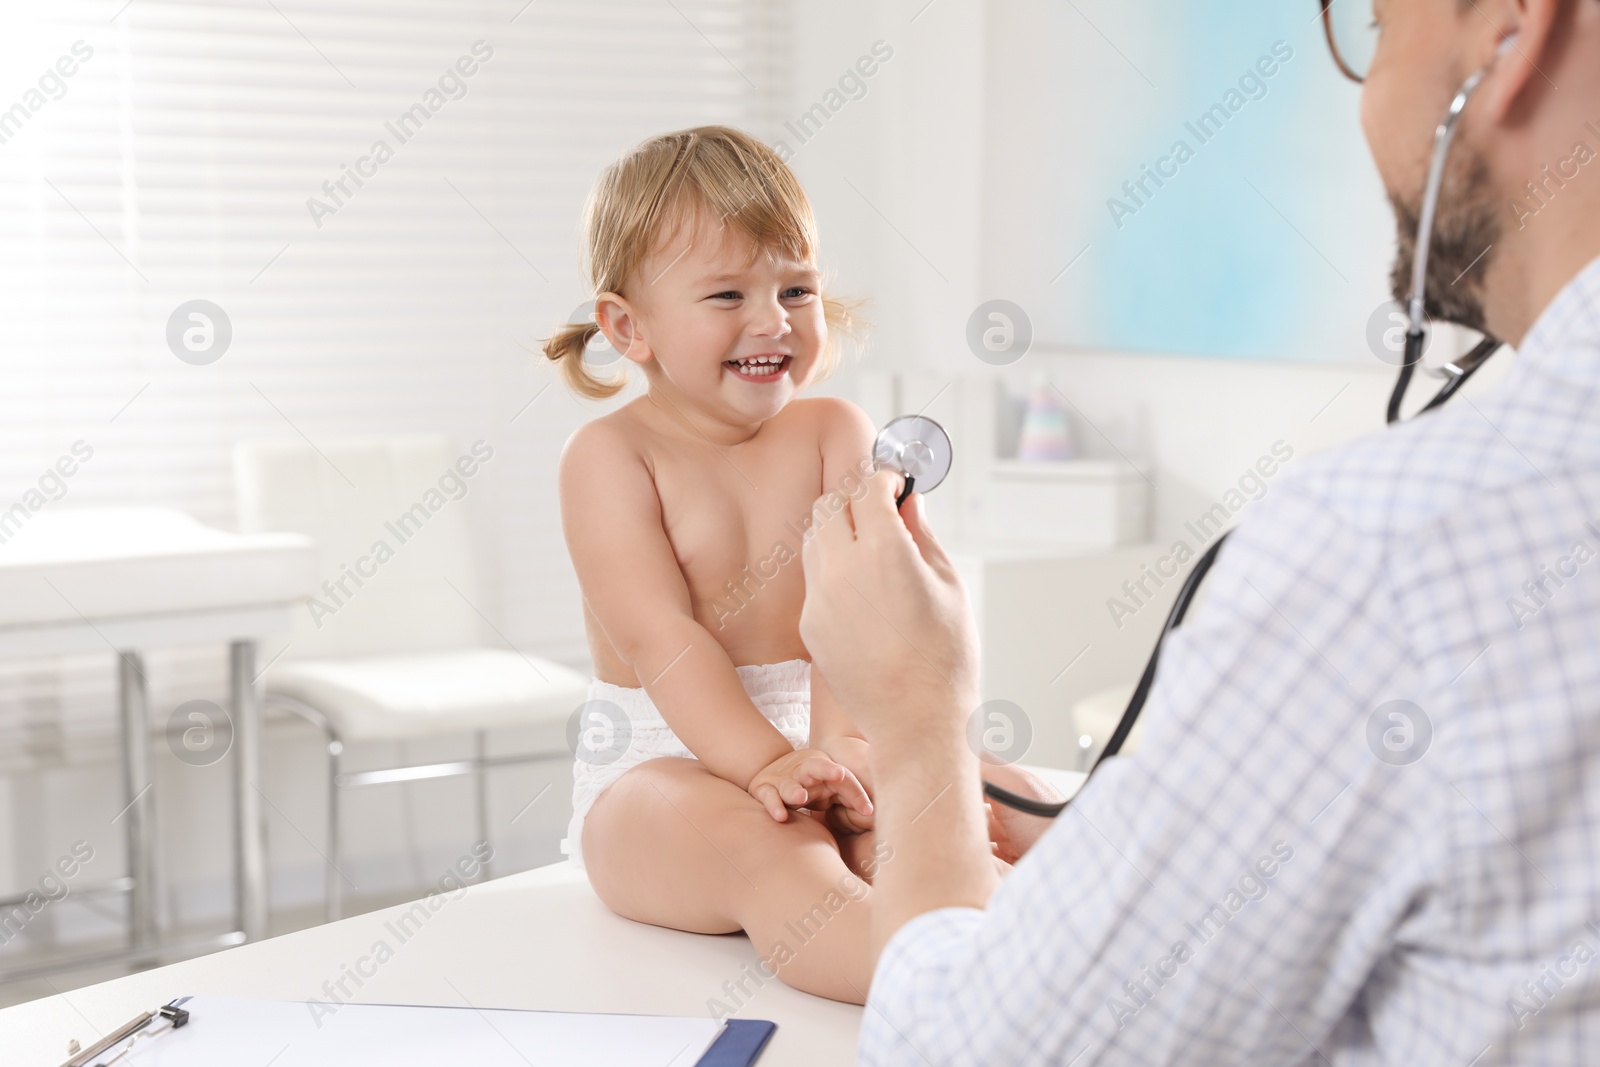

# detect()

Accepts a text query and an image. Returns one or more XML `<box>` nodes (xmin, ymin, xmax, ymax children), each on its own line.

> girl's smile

<box><xmin>724</xmin><ymin>353</ymin><xmax>793</xmax><ymax>382</ymax></box>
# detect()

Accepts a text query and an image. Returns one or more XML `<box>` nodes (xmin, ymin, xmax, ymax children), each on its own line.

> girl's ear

<box><xmin>594</xmin><ymin>292</ymin><xmax>651</xmax><ymax>366</ymax></box>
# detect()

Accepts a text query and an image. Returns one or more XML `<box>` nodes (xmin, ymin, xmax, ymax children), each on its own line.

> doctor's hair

<box><xmin>542</xmin><ymin>125</ymin><xmax>863</xmax><ymax>401</ymax></box>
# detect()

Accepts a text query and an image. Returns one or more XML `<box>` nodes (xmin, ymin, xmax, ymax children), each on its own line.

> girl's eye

<box><xmin>707</xmin><ymin>287</ymin><xmax>812</xmax><ymax>301</ymax></box>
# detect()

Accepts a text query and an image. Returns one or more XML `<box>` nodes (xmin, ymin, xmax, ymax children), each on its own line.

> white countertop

<box><xmin>0</xmin><ymin>861</ymin><xmax>863</xmax><ymax>1066</ymax></box>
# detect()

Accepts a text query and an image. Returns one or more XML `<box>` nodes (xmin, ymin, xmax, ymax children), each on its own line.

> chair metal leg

<box><xmin>265</xmin><ymin>693</ymin><xmax>348</xmax><ymax>924</ymax></box>
<box><xmin>397</xmin><ymin>739</ymin><xmax>423</xmax><ymax>888</ymax></box>
<box><xmin>474</xmin><ymin>731</ymin><xmax>492</xmax><ymax>881</ymax></box>
<box><xmin>116</xmin><ymin>651</ymin><xmax>157</xmax><ymax>952</ymax></box>
<box><xmin>231</xmin><ymin>641</ymin><xmax>269</xmax><ymax>943</ymax></box>
<box><xmin>326</xmin><ymin>733</ymin><xmax>343</xmax><ymax>924</ymax></box>
<box><xmin>264</xmin><ymin>693</ymin><xmax>568</xmax><ymax>917</ymax></box>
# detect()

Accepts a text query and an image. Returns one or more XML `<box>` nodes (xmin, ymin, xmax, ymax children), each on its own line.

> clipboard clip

<box><xmin>59</xmin><ymin>998</ymin><xmax>190</xmax><ymax>1067</ymax></box>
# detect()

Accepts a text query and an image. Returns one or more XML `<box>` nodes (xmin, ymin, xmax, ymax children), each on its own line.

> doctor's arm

<box><xmin>803</xmin><ymin>471</ymin><xmax>1433</xmax><ymax>1064</ymax></box>
<box><xmin>800</xmin><ymin>470</ymin><xmax>999</xmax><ymax>942</ymax></box>
<box><xmin>802</xmin><ymin>397</ymin><xmax>888</xmax><ymax>805</ymax></box>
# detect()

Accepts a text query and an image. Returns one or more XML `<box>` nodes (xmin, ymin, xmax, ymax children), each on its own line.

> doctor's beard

<box><xmin>1386</xmin><ymin>140</ymin><xmax>1501</xmax><ymax>335</ymax></box>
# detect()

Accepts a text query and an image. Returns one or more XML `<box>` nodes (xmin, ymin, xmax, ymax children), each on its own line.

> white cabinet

<box><xmin>948</xmin><ymin>540</ymin><xmax>1178</xmax><ymax>769</ymax></box>
<box><xmin>983</xmin><ymin>459</ymin><xmax>1148</xmax><ymax>547</ymax></box>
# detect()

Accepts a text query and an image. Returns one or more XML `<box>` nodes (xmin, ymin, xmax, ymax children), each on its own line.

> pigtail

<box><xmin>542</xmin><ymin>320</ymin><xmax>627</xmax><ymax>401</ymax></box>
<box><xmin>813</xmin><ymin>290</ymin><xmax>869</xmax><ymax>384</ymax></box>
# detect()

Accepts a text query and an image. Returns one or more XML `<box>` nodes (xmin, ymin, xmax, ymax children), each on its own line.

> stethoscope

<box><xmin>873</xmin><ymin>414</ymin><xmax>954</xmax><ymax>505</ymax></box>
<box><xmin>873</xmin><ymin>35</ymin><xmax>1519</xmax><ymax>820</ymax></box>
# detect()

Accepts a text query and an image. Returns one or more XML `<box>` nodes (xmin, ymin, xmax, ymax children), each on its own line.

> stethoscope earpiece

<box><xmin>1391</xmin><ymin>31</ymin><xmax>1514</xmax><ymax>424</ymax></box>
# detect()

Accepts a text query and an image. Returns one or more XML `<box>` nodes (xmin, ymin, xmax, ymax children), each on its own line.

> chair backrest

<box><xmin>233</xmin><ymin>434</ymin><xmax>484</xmax><ymax>660</ymax></box>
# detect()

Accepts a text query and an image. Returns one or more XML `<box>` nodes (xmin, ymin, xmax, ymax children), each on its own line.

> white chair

<box><xmin>1069</xmin><ymin>682</ymin><xmax>1144</xmax><ymax>770</ymax></box>
<box><xmin>233</xmin><ymin>434</ymin><xmax>589</xmax><ymax>921</ymax></box>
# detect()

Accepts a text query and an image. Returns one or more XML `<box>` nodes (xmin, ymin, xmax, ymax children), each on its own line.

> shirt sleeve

<box><xmin>859</xmin><ymin>483</ymin><xmax>1453</xmax><ymax>1065</ymax></box>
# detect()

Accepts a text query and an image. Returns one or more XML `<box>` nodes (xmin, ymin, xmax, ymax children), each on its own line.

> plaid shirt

<box><xmin>861</xmin><ymin>253</ymin><xmax>1600</xmax><ymax>1065</ymax></box>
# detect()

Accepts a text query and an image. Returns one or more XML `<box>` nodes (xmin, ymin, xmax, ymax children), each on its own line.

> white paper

<box><xmin>124</xmin><ymin>995</ymin><xmax>725</xmax><ymax>1067</ymax></box>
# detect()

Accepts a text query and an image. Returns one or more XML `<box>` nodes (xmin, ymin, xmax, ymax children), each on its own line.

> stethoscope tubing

<box><xmin>982</xmin><ymin>41</ymin><xmax>1517</xmax><ymax>821</ymax></box>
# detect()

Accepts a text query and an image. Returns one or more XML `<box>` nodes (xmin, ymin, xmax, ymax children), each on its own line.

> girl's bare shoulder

<box><xmin>559</xmin><ymin>400</ymin><xmax>655</xmax><ymax>478</ymax></box>
<box><xmin>556</xmin><ymin>405</ymin><xmax>668</xmax><ymax>540</ymax></box>
<box><xmin>782</xmin><ymin>395</ymin><xmax>875</xmax><ymax>447</ymax></box>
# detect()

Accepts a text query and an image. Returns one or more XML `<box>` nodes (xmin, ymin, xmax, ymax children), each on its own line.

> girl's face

<box><xmin>595</xmin><ymin>207</ymin><xmax>826</xmax><ymax>436</ymax></box>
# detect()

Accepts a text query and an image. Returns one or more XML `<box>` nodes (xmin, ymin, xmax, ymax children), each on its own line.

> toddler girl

<box><xmin>543</xmin><ymin>126</ymin><xmax>1036</xmax><ymax>1004</ymax></box>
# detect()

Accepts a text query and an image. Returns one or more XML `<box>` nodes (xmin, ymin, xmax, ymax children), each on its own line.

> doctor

<box><xmin>801</xmin><ymin>0</ymin><xmax>1600</xmax><ymax>1062</ymax></box>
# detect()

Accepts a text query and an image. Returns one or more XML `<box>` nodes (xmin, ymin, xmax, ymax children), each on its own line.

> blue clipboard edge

<box><xmin>166</xmin><ymin>997</ymin><xmax>772</xmax><ymax>1065</ymax></box>
<box><xmin>696</xmin><ymin>1018</ymin><xmax>777</xmax><ymax>1066</ymax></box>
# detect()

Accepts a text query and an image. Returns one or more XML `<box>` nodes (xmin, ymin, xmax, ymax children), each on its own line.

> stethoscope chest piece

<box><xmin>873</xmin><ymin>415</ymin><xmax>953</xmax><ymax>505</ymax></box>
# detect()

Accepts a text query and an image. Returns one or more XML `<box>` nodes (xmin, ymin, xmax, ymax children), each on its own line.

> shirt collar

<box><xmin>1512</xmin><ymin>251</ymin><xmax>1600</xmax><ymax>381</ymax></box>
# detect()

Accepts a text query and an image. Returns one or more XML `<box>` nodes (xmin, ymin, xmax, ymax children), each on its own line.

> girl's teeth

<box><xmin>730</xmin><ymin>358</ymin><xmax>783</xmax><ymax>376</ymax></box>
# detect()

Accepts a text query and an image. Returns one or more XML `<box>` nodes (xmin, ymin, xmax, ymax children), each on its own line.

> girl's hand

<box><xmin>748</xmin><ymin>748</ymin><xmax>873</xmax><ymax>824</ymax></box>
<box><xmin>816</xmin><ymin>734</ymin><xmax>873</xmax><ymax>794</ymax></box>
<box><xmin>816</xmin><ymin>734</ymin><xmax>875</xmax><ymax>833</ymax></box>
<box><xmin>823</xmin><ymin>799</ymin><xmax>876</xmax><ymax>837</ymax></box>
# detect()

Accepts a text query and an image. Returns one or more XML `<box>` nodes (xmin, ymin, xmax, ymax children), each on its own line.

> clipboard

<box><xmin>698</xmin><ymin>1018</ymin><xmax>778</xmax><ymax>1066</ymax></box>
<box><xmin>61</xmin><ymin>995</ymin><xmax>777</xmax><ymax>1067</ymax></box>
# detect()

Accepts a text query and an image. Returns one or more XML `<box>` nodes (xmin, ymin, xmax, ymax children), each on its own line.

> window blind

<box><xmin>0</xmin><ymin>0</ymin><xmax>790</xmax><ymax>771</ymax></box>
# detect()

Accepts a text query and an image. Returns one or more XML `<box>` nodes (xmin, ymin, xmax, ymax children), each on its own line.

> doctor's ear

<box><xmin>593</xmin><ymin>292</ymin><xmax>651</xmax><ymax>366</ymax></box>
<box><xmin>1474</xmin><ymin>0</ymin><xmax>1563</xmax><ymax>126</ymax></box>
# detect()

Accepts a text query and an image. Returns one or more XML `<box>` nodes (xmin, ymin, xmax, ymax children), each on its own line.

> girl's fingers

<box><xmin>795</xmin><ymin>757</ymin><xmax>845</xmax><ymax>785</ymax></box>
<box><xmin>837</xmin><ymin>803</ymin><xmax>874</xmax><ymax>832</ymax></box>
<box><xmin>765</xmin><ymin>757</ymin><xmax>871</xmax><ymax>819</ymax></box>
<box><xmin>751</xmin><ymin>783</ymin><xmax>787</xmax><ymax>822</ymax></box>
<box><xmin>827</xmin><ymin>769</ymin><xmax>873</xmax><ymax>816</ymax></box>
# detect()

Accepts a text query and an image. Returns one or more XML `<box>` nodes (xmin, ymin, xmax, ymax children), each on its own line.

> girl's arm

<box><xmin>560</xmin><ymin>418</ymin><xmax>795</xmax><ymax>791</ymax></box>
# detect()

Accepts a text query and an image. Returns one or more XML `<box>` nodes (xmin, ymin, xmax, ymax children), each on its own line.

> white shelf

<box><xmin>981</xmin><ymin>458</ymin><xmax>1149</xmax><ymax>548</ymax></box>
<box><xmin>988</xmin><ymin>458</ymin><xmax>1133</xmax><ymax>478</ymax></box>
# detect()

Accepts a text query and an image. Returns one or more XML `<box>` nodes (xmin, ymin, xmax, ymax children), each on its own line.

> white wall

<box><xmin>789</xmin><ymin>0</ymin><xmax>1517</xmax><ymax>754</ymax></box>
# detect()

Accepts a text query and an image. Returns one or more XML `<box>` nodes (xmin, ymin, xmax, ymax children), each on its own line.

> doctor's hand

<box><xmin>798</xmin><ymin>469</ymin><xmax>980</xmax><ymax>748</ymax></box>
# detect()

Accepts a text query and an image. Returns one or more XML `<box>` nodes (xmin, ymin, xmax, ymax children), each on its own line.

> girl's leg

<box><xmin>581</xmin><ymin>756</ymin><xmax>877</xmax><ymax>1004</ymax></box>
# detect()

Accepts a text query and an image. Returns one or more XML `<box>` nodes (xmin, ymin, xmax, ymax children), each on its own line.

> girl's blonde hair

<box><xmin>542</xmin><ymin>125</ymin><xmax>861</xmax><ymax>400</ymax></box>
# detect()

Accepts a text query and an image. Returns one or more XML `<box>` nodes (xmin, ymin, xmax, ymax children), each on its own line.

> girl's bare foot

<box><xmin>979</xmin><ymin>759</ymin><xmax>1069</xmax><ymax>863</ymax></box>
